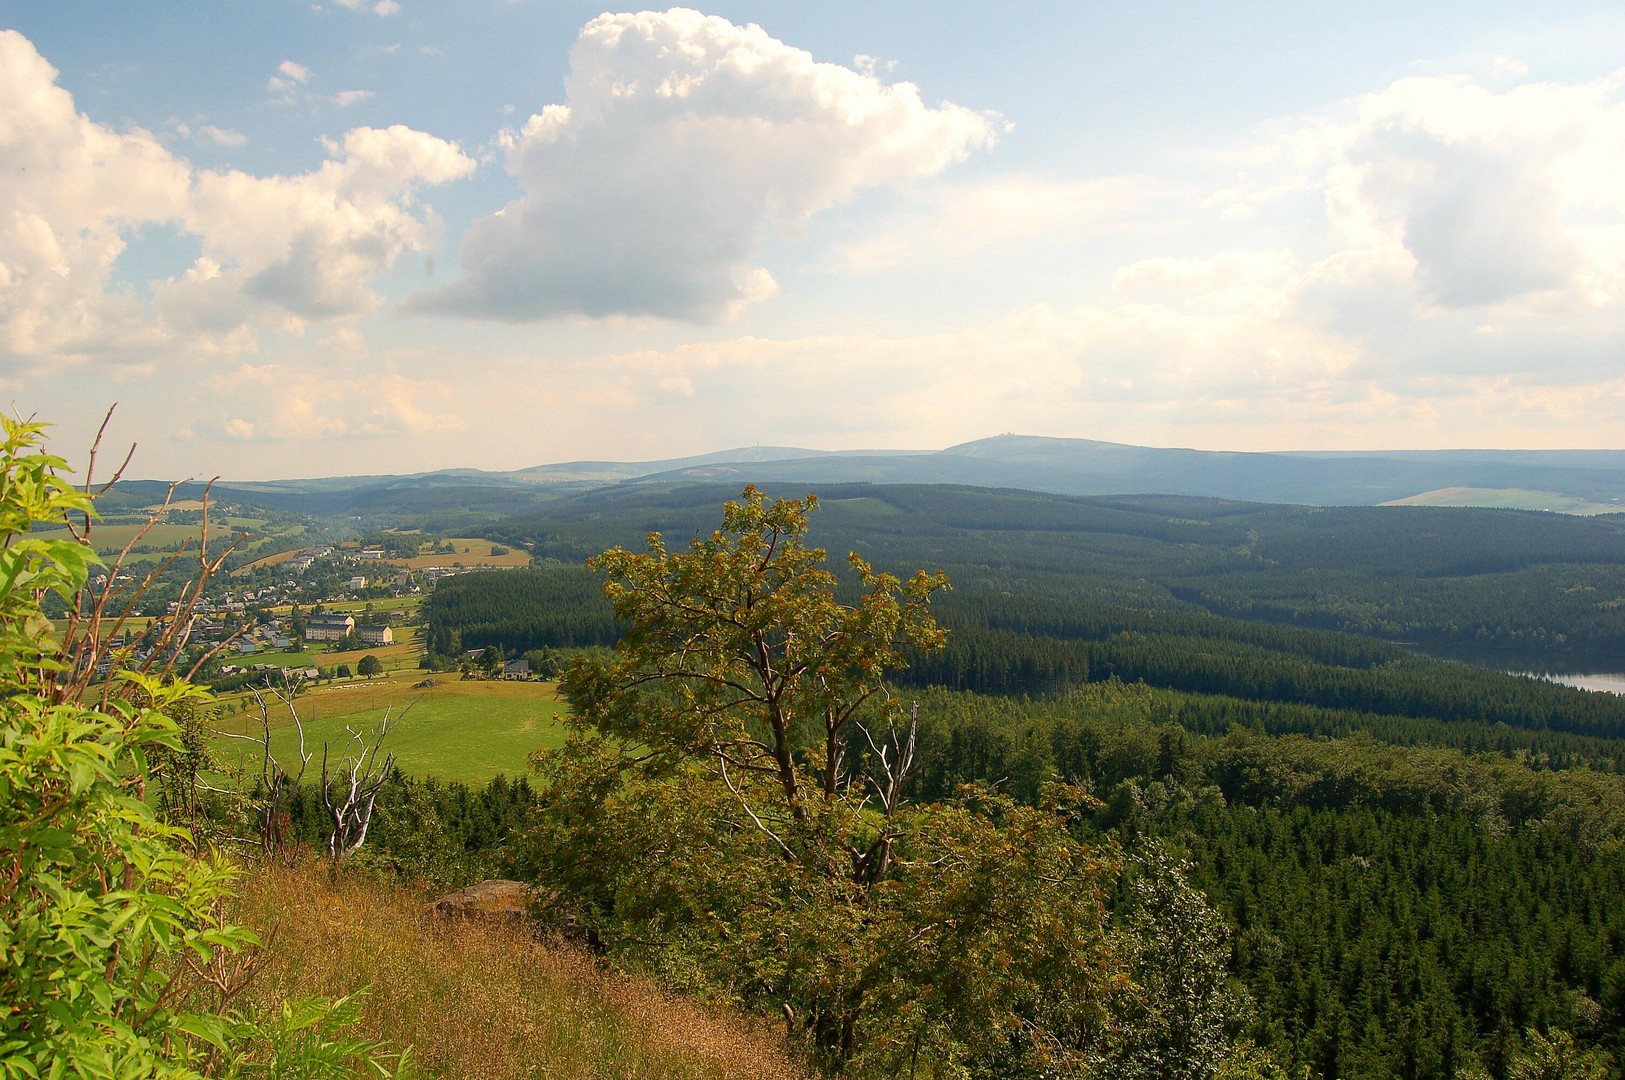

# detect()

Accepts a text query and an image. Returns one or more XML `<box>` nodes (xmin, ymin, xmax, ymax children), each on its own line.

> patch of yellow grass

<box><xmin>239</xmin><ymin>549</ymin><xmax>302</xmax><ymax>572</ymax></box>
<box><xmin>320</xmin><ymin>633</ymin><xmax>423</xmax><ymax>672</ymax></box>
<box><xmin>391</xmin><ymin>538</ymin><xmax>532</xmax><ymax>570</ymax></box>
<box><xmin>1382</xmin><ymin>486</ymin><xmax>1624</xmax><ymax>515</ymax></box>
<box><xmin>233</xmin><ymin>860</ymin><xmax>814</xmax><ymax>1080</ymax></box>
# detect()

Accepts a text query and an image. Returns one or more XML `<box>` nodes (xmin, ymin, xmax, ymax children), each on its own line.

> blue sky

<box><xmin>5</xmin><ymin>2</ymin><xmax>1625</xmax><ymax>478</ymax></box>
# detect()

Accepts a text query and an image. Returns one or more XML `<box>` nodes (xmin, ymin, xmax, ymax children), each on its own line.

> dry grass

<box><xmin>238</xmin><ymin>549</ymin><xmax>302</xmax><ymax>572</ymax></box>
<box><xmin>233</xmin><ymin>860</ymin><xmax>815</xmax><ymax>1080</ymax></box>
<box><xmin>391</xmin><ymin>538</ymin><xmax>532</xmax><ymax>570</ymax></box>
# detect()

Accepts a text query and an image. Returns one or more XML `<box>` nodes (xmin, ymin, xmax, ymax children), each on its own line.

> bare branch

<box><xmin>319</xmin><ymin>701</ymin><xmax>411</xmax><ymax>862</ymax></box>
<box><xmin>720</xmin><ymin>756</ymin><xmax>796</xmax><ymax>862</ymax></box>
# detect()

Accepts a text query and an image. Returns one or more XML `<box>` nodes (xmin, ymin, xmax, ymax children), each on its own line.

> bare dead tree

<box><xmin>47</xmin><ymin>406</ymin><xmax>250</xmax><ymax>712</ymax></box>
<box><xmin>215</xmin><ymin>674</ymin><xmax>313</xmax><ymax>862</ymax></box>
<box><xmin>320</xmin><ymin>703</ymin><xmax>410</xmax><ymax>863</ymax></box>
<box><xmin>851</xmin><ymin>702</ymin><xmax>921</xmax><ymax>885</ymax></box>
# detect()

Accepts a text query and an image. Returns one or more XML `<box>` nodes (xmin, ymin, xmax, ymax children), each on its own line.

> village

<box><xmin>85</xmin><ymin>537</ymin><xmax>525</xmax><ymax>688</ymax></box>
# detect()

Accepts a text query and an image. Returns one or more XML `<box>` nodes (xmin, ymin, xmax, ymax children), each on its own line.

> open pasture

<box><xmin>239</xmin><ymin>549</ymin><xmax>302</xmax><ymax>573</ymax></box>
<box><xmin>1383</xmin><ymin>486</ymin><xmax>1625</xmax><ymax>515</ymax></box>
<box><xmin>34</xmin><ymin>515</ymin><xmax>302</xmax><ymax>562</ymax></box>
<box><xmin>216</xmin><ymin>675</ymin><xmax>568</xmax><ymax>785</ymax></box>
<box><xmin>392</xmin><ymin>537</ymin><xmax>532</xmax><ymax>570</ymax></box>
<box><xmin>321</xmin><ymin>635</ymin><xmax>422</xmax><ymax>672</ymax></box>
<box><xmin>31</xmin><ymin>522</ymin><xmax>214</xmax><ymax>555</ymax></box>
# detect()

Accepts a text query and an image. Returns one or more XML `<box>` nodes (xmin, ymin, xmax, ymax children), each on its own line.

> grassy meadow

<box><xmin>217</xmin><ymin>675</ymin><xmax>569</xmax><ymax>785</ymax></box>
<box><xmin>34</xmin><ymin>514</ymin><xmax>306</xmax><ymax>561</ymax></box>
<box><xmin>234</xmin><ymin>860</ymin><xmax>812</xmax><ymax>1080</ymax></box>
<box><xmin>392</xmin><ymin>537</ymin><xmax>532</xmax><ymax>570</ymax></box>
<box><xmin>1383</xmin><ymin>486</ymin><xmax>1625</xmax><ymax>515</ymax></box>
<box><xmin>238</xmin><ymin>548</ymin><xmax>301</xmax><ymax>572</ymax></box>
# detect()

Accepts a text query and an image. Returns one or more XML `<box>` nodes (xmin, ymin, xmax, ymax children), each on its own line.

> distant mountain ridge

<box><xmin>624</xmin><ymin>434</ymin><xmax>1625</xmax><ymax>510</ymax></box>
<box><xmin>114</xmin><ymin>433</ymin><xmax>1625</xmax><ymax>517</ymax></box>
<box><xmin>512</xmin><ymin>444</ymin><xmax>919</xmax><ymax>483</ymax></box>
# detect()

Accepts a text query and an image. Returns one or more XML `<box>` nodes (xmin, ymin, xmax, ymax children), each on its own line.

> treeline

<box><xmin>1178</xmin><ymin>561</ymin><xmax>1625</xmax><ymax>654</ymax></box>
<box><xmin>420</xmin><ymin>547</ymin><xmax>1625</xmax><ymax>742</ymax></box>
<box><xmin>1163</xmin><ymin>694</ymin><xmax>1625</xmax><ymax>774</ymax></box>
<box><xmin>901</xmin><ymin>623</ymin><xmax>1625</xmax><ymax>740</ymax></box>
<box><xmin>275</xmin><ymin>769</ymin><xmax>540</xmax><ymax>885</ymax></box>
<box><xmin>484</xmin><ymin>483</ymin><xmax>1625</xmax><ymax>658</ymax></box>
<box><xmin>422</xmin><ymin>564</ymin><xmax>621</xmax><ymax>656</ymax></box>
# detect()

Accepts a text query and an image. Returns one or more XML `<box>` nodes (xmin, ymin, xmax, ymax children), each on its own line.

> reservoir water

<box><xmin>1518</xmin><ymin>671</ymin><xmax>1625</xmax><ymax>695</ymax></box>
<box><xmin>1401</xmin><ymin>644</ymin><xmax>1625</xmax><ymax>695</ymax></box>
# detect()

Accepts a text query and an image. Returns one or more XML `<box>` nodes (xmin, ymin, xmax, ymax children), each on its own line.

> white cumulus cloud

<box><xmin>169</xmin><ymin>125</ymin><xmax>475</xmax><ymax>322</ymax></box>
<box><xmin>0</xmin><ymin>30</ymin><xmax>190</xmax><ymax>361</ymax></box>
<box><xmin>1321</xmin><ymin>71</ymin><xmax>1625</xmax><ymax>310</ymax></box>
<box><xmin>331</xmin><ymin>0</ymin><xmax>400</xmax><ymax>16</ymax></box>
<box><xmin>0</xmin><ymin>31</ymin><xmax>475</xmax><ymax>369</ymax></box>
<box><xmin>268</xmin><ymin>60</ymin><xmax>312</xmax><ymax>103</ymax></box>
<box><xmin>410</xmin><ymin>8</ymin><xmax>999</xmax><ymax>323</ymax></box>
<box><xmin>197</xmin><ymin>124</ymin><xmax>248</xmax><ymax>147</ymax></box>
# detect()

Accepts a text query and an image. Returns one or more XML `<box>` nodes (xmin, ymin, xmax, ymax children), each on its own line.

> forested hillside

<box><xmin>907</xmin><ymin>682</ymin><xmax>1625</xmax><ymax>1076</ymax></box>
<box><xmin>405</xmin><ymin>483</ymin><xmax>1625</xmax><ymax>1076</ymax></box>
<box><xmin>490</xmin><ymin>483</ymin><xmax>1625</xmax><ymax>659</ymax></box>
<box><xmin>434</xmin><ymin>484</ymin><xmax>1625</xmax><ymax>748</ymax></box>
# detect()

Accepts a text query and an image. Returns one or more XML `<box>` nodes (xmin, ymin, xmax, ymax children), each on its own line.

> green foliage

<box><xmin>898</xmin><ymin>682</ymin><xmax>1625</xmax><ymax>1077</ymax></box>
<box><xmin>1509</xmin><ymin>1028</ymin><xmax>1611</xmax><ymax>1080</ymax></box>
<box><xmin>0</xmin><ymin>417</ymin><xmax>399</xmax><ymax>1079</ymax></box>
<box><xmin>536</xmin><ymin>488</ymin><xmax>1198</xmax><ymax>1075</ymax></box>
<box><xmin>526</xmin><ymin>748</ymin><xmax>1128</xmax><ymax>1076</ymax></box>
<box><xmin>564</xmin><ymin>485</ymin><xmax>949</xmax><ymax>819</ymax></box>
<box><xmin>225</xmin><ymin>992</ymin><xmax>409</xmax><ymax>1079</ymax></box>
<box><xmin>1101</xmin><ymin>843</ymin><xmax>1252</xmax><ymax>1079</ymax></box>
<box><xmin>0</xmin><ymin>417</ymin><xmax>247</xmax><ymax>1076</ymax></box>
<box><xmin>356</xmin><ymin>655</ymin><xmax>382</xmax><ymax>679</ymax></box>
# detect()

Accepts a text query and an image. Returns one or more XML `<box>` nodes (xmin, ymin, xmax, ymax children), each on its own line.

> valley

<box><xmin>30</xmin><ymin>440</ymin><xmax>1625</xmax><ymax>1078</ymax></box>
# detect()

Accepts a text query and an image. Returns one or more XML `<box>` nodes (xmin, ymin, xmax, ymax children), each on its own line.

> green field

<box><xmin>236</xmin><ymin>647</ymin><xmax>318</xmax><ymax>668</ymax></box>
<box><xmin>1383</xmin><ymin>486</ymin><xmax>1625</xmax><ymax>515</ymax></box>
<box><xmin>216</xmin><ymin>677</ymin><xmax>568</xmax><ymax>785</ymax></box>
<box><xmin>33</xmin><ymin>516</ymin><xmax>304</xmax><ymax>561</ymax></box>
<box><xmin>393</xmin><ymin>537</ymin><xmax>531</xmax><ymax>570</ymax></box>
<box><xmin>321</xmin><ymin>597</ymin><xmax>421</xmax><ymax>615</ymax></box>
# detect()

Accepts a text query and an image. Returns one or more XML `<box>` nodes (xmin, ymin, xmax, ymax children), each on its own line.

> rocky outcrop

<box><xmin>427</xmin><ymin>879</ymin><xmax>535</xmax><ymax>921</ymax></box>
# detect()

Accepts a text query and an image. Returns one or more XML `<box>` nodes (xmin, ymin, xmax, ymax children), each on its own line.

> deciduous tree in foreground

<box><xmin>542</xmin><ymin>487</ymin><xmax>1138</xmax><ymax>1074</ymax></box>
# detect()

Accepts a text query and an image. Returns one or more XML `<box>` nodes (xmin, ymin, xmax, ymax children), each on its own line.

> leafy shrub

<box><xmin>0</xmin><ymin>416</ymin><xmax>400</xmax><ymax>1078</ymax></box>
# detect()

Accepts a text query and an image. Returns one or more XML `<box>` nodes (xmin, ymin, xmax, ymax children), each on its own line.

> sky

<box><xmin>5</xmin><ymin>2</ymin><xmax>1625</xmax><ymax>480</ymax></box>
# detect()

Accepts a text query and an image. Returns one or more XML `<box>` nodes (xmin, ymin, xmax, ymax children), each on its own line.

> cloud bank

<box><xmin>9</xmin><ymin>14</ymin><xmax>1625</xmax><ymax>474</ymax></box>
<box><xmin>0</xmin><ymin>30</ymin><xmax>473</xmax><ymax>370</ymax></box>
<box><xmin>1320</xmin><ymin>72</ymin><xmax>1625</xmax><ymax>312</ymax></box>
<box><xmin>410</xmin><ymin>8</ymin><xmax>999</xmax><ymax>323</ymax></box>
